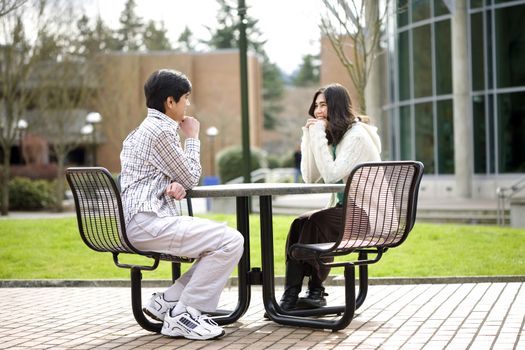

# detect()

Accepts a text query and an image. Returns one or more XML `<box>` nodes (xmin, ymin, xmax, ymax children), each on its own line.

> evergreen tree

<box><xmin>117</xmin><ymin>0</ymin><xmax>144</xmax><ymax>51</ymax></box>
<box><xmin>292</xmin><ymin>54</ymin><xmax>320</xmax><ymax>87</ymax></box>
<box><xmin>75</xmin><ymin>15</ymin><xmax>119</xmax><ymax>57</ymax></box>
<box><xmin>176</xmin><ymin>26</ymin><xmax>195</xmax><ymax>52</ymax></box>
<box><xmin>143</xmin><ymin>20</ymin><xmax>172</xmax><ymax>51</ymax></box>
<box><xmin>203</xmin><ymin>0</ymin><xmax>284</xmax><ymax>130</ymax></box>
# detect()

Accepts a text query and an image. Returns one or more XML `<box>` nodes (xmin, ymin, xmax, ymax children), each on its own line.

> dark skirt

<box><xmin>285</xmin><ymin>206</ymin><xmax>343</xmax><ymax>284</ymax></box>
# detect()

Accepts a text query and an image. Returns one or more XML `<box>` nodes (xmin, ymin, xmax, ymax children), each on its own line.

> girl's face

<box><xmin>313</xmin><ymin>93</ymin><xmax>328</xmax><ymax>121</ymax></box>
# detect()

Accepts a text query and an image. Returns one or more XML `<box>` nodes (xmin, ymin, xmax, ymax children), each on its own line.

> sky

<box><xmin>84</xmin><ymin>0</ymin><xmax>324</xmax><ymax>75</ymax></box>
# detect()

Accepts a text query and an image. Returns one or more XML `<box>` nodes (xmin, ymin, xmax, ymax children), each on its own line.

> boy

<box><xmin>120</xmin><ymin>69</ymin><xmax>243</xmax><ymax>340</ymax></box>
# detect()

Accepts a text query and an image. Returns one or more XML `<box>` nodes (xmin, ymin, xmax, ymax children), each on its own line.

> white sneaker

<box><xmin>161</xmin><ymin>306</ymin><xmax>225</xmax><ymax>340</ymax></box>
<box><xmin>143</xmin><ymin>292</ymin><xmax>177</xmax><ymax>321</ymax></box>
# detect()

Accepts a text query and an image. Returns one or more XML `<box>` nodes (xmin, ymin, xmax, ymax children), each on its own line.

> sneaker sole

<box><xmin>143</xmin><ymin>307</ymin><xmax>164</xmax><ymax>322</ymax></box>
<box><xmin>161</xmin><ymin>329</ymin><xmax>225</xmax><ymax>340</ymax></box>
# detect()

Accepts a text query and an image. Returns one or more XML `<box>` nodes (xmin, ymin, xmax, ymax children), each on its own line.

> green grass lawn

<box><xmin>0</xmin><ymin>214</ymin><xmax>524</xmax><ymax>279</ymax></box>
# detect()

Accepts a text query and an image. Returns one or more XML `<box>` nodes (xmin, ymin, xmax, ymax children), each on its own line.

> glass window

<box><xmin>470</xmin><ymin>0</ymin><xmax>484</xmax><ymax>8</ymax></box>
<box><xmin>413</xmin><ymin>25</ymin><xmax>433</xmax><ymax>98</ymax></box>
<box><xmin>398</xmin><ymin>31</ymin><xmax>410</xmax><ymax>101</ymax></box>
<box><xmin>495</xmin><ymin>4</ymin><xmax>525</xmax><ymax>88</ymax></box>
<box><xmin>415</xmin><ymin>102</ymin><xmax>435</xmax><ymax>173</ymax></box>
<box><xmin>397</xmin><ymin>0</ymin><xmax>408</xmax><ymax>27</ymax></box>
<box><xmin>399</xmin><ymin>106</ymin><xmax>412</xmax><ymax>159</ymax></box>
<box><xmin>470</xmin><ymin>12</ymin><xmax>485</xmax><ymax>91</ymax></box>
<box><xmin>437</xmin><ymin>100</ymin><xmax>454</xmax><ymax>174</ymax></box>
<box><xmin>412</xmin><ymin>0</ymin><xmax>430</xmax><ymax>22</ymax></box>
<box><xmin>434</xmin><ymin>0</ymin><xmax>451</xmax><ymax>16</ymax></box>
<box><xmin>473</xmin><ymin>95</ymin><xmax>487</xmax><ymax>174</ymax></box>
<box><xmin>435</xmin><ymin>20</ymin><xmax>452</xmax><ymax>95</ymax></box>
<box><xmin>497</xmin><ymin>92</ymin><xmax>525</xmax><ymax>173</ymax></box>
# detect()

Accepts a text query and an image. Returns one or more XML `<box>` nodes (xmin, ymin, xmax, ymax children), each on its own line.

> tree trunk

<box><xmin>55</xmin><ymin>155</ymin><xmax>65</xmax><ymax>212</ymax></box>
<box><xmin>1</xmin><ymin>149</ymin><xmax>11</xmax><ymax>216</ymax></box>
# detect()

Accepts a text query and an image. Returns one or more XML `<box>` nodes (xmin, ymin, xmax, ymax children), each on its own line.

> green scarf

<box><xmin>332</xmin><ymin>145</ymin><xmax>344</xmax><ymax>205</ymax></box>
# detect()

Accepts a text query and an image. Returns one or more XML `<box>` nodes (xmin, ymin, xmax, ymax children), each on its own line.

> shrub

<box><xmin>280</xmin><ymin>151</ymin><xmax>296</xmax><ymax>168</ymax></box>
<box><xmin>217</xmin><ymin>146</ymin><xmax>266</xmax><ymax>183</ymax></box>
<box><xmin>7</xmin><ymin>177</ymin><xmax>56</xmax><ymax>210</ymax></box>
<box><xmin>266</xmin><ymin>154</ymin><xmax>280</xmax><ymax>169</ymax></box>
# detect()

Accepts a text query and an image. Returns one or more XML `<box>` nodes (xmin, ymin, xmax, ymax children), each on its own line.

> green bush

<box><xmin>217</xmin><ymin>146</ymin><xmax>266</xmax><ymax>183</ymax></box>
<box><xmin>7</xmin><ymin>177</ymin><xmax>55</xmax><ymax>210</ymax></box>
<box><xmin>266</xmin><ymin>154</ymin><xmax>280</xmax><ymax>169</ymax></box>
<box><xmin>280</xmin><ymin>151</ymin><xmax>296</xmax><ymax>168</ymax></box>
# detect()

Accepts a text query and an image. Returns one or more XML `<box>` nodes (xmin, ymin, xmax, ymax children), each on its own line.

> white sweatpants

<box><xmin>127</xmin><ymin>212</ymin><xmax>244</xmax><ymax>312</ymax></box>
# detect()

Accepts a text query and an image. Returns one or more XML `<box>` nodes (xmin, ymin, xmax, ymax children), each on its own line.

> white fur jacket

<box><xmin>300</xmin><ymin>121</ymin><xmax>382</xmax><ymax>208</ymax></box>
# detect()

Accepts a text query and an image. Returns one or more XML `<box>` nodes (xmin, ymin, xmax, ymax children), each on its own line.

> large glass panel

<box><xmin>397</xmin><ymin>0</ymin><xmax>408</xmax><ymax>27</ymax></box>
<box><xmin>437</xmin><ymin>99</ymin><xmax>454</xmax><ymax>174</ymax></box>
<box><xmin>434</xmin><ymin>0</ymin><xmax>450</xmax><ymax>16</ymax></box>
<box><xmin>486</xmin><ymin>9</ymin><xmax>493</xmax><ymax>89</ymax></box>
<box><xmin>399</xmin><ymin>106</ymin><xmax>412</xmax><ymax>159</ymax></box>
<box><xmin>435</xmin><ymin>20</ymin><xmax>452</xmax><ymax>95</ymax></box>
<box><xmin>415</xmin><ymin>102</ymin><xmax>435</xmax><ymax>173</ymax></box>
<box><xmin>412</xmin><ymin>0</ymin><xmax>430</xmax><ymax>22</ymax></box>
<box><xmin>470</xmin><ymin>12</ymin><xmax>485</xmax><ymax>91</ymax></box>
<box><xmin>495</xmin><ymin>4</ymin><xmax>525</xmax><ymax>88</ymax></box>
<box><xmin>398</xmin><ymin>31</ymin><xmax>410</xmax><ymax>101</ymax></box>
<box><xmin>413</xmin><ymin>25</ymin><xmax>433</xmax><ymax>98</ymax></box>
<box><xmin>488</xmin><ymin>95</ymin><xmax>495</xmax><ymax>174</ymax></box>
<box><xmin>470</xmin><ymin>0</ymin><xmax>484</xmax><ymax>8</ymax></box>
<box><xmin>497</xmin><ymin>92</ymin><xmax>525</xmax><ymax>173</ymax></box>
<box><xmin>473</xmin><ymin>95</ymin><xmax>487</xmax><ymax>174</ymax></box>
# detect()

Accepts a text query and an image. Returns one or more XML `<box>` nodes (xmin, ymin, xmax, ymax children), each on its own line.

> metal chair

<box><xmin>285</xmin><ymin>161</ymin><xmax>424</xmax><ymax>331</ymax></box>
<box><xmin>66</xmin><ymin>167</ymin><xmax>194</xmax><ymax>333</ymax></box>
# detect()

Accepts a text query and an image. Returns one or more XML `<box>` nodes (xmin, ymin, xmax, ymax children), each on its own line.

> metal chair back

<box><xmin>66</xmin><ymin>167</ymin><xmax>192</xmax><ymax>263</ymax></box>
<box><xmin>336</xmin><ymin>161</ymin><xmax>424</xmax><ymax>252</ymax></box>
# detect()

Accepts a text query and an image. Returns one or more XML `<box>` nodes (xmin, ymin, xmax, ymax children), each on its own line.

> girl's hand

<box><xmin>165</xmin><ymin>182</ymin><xmax>186</xmax><ymax>200</ymax></box>
<box><xmin>304</xmin><ymin>117</ymin><xmax>326</xmax><ymax>128</ymax></box>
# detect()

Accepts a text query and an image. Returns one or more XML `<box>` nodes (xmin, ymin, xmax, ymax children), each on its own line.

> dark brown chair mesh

<box><xmin>291</xmin><ymin>161</ymin><xmax>424</xmax><ymax>259</ymax></box>
<box><xmin>337</xmin><ymin>161</ymin><xmax>422</xmax><ymax>251</ymax></box>
<box><xmin>66</xmin><ymin>167</ymin><xmax>193</xmax><ymax>263</ymax></box>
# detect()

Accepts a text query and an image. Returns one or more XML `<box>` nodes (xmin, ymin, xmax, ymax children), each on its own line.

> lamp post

<box><xmin>85</xmin><ymin>112</ymin><xmax>102</xmax><ymax>166</ymax></box>
<box><xmin>80</xmin><ymin>124</ymin><xmax>94</xmax><ymax>166</ymax></box>
<box><xmin>16</xmin><ymin>119</ymin><xmax>28</xmax><ymax>164</ymax></box>
<box><xmin>206</xmin><ymin>126</ymin><xmax>219</xmax><ymax>176</ymax></box>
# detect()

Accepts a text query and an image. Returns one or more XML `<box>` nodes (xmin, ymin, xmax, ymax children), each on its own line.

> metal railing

<box><xmin>227</xmin><ymin>167</ymin><xmax>296</xmax><ymax>184</ymax></box>
<box><xmin>496</xmin><ymin>176</ymin><xmax>525</xmax><ymax>226</ymax></box>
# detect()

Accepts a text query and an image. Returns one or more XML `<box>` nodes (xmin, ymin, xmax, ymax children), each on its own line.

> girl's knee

<box><xmin>225</xmin><ymin>228</ymin><xmax>244</xmax><ymax>256</ymax></box>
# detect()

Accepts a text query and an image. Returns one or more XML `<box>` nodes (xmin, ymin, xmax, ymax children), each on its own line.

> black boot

<box><xmin>296</xmin><ymin>278</ymin><xmax>328</xmax><ymax>309</ymax></box>
<box><xmin>279</xmin><ymin>259</ymin><xmax>304</xmax><ymax>311</ymax></box>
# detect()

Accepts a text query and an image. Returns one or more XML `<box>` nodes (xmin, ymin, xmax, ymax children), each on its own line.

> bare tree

<box><xmin>0</xmin><ymin>0</ymin><xmax>52</xmax><ymax>215</ymax></box>
<box><xmin>34</xmin><ymin>59</ymin><xmax>97</xmax><ymax>211</ymax></box>
<box><xmin>0</xmin><ymin>0</ymin><xmax>26</xmax><ymax>17</ymax></box>
<box><xmin>320</xmin><ymin>0</ymin><xmax>388</xmax><ymax>113</ymax></box>
<box><xmin>0</xmin><ymin>0</ymin><xmax>84</xmax><ymax>214</ymax></box>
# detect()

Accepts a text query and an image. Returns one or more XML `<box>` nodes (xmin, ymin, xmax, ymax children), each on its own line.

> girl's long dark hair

<box><xmin>308</xmin><ymin>83</ymin><xmax>357</xmax><ymax>145</ymax></box>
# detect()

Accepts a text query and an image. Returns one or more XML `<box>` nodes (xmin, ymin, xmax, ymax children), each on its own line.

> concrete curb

<box><xmin>2</xmin><ymin>275</ymin><xmax>524</xmax><ymax>288</ymax></box>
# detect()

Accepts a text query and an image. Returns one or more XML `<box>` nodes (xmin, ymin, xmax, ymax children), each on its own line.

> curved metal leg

<box><xmin>130</xmin><ymin>267</ymin><xmax>162</xmax><ymax>333</ymax></box>
<box><xmin>259</xmin><ymin>195</ymin><xmax>356</xmax><ymax>330</ymax></box>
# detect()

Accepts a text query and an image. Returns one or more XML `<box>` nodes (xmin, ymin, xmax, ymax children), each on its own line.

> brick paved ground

<box><xmin>0</xmin><ymin>283</ymin><xmax>523</xmax><ymax>349</ymax></box>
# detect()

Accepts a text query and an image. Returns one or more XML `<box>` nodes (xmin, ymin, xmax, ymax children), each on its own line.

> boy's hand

<box><xmin>165</xmin><ymin>182</ymin><xmax>186</xmax><ymax>200</ymax></box>
<box><xmin>180</xmin><ymin>116</ymin><xmax>200</xmax><ymax>139</ymax></box>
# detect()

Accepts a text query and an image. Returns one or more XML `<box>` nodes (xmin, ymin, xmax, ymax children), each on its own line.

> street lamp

<box><xmin>206</xmin><ymin>126</ymin><xmax>219</xmax><ymax>176</ymax></box>
<box><xmin>85</xmin><ymin>112</ymin><xmax>102</xmax><ymax>166</ymax></box>
<box><xmin>16</xmin><ymin>119</ymin><xmax>28</xmax><ymax>164</ymax></box>
<box><xmin>80</xmin><ymin>124</ymin><xmax>94</xmax><ymax>166</ymax></box>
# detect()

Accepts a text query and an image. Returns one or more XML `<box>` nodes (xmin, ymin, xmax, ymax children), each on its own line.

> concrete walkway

<box><xmin>1</xmin><ymin>282</ymin><xmax>523</xmax><ymax>349</ymax></box>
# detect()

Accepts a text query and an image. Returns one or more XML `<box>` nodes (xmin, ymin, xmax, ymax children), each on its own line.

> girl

<box><xmin>281</xmin><ymin>83</ymin><xmax>382</xmax><ymax>310</ymax></box>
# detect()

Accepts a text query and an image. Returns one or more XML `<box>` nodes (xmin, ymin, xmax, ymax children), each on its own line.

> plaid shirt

<box><xmin>120</xmin><ymin>108</ymin><xmax>201</xmax><ymax>224</ymax></box>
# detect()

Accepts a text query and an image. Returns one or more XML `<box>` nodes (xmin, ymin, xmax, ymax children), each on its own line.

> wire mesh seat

<box><xmin>66</xmin><ymin>166</ymin><xmax>194</xmax><ymax>332</ymax></box>
<box><xmin>285</xmin><ymin>161</ymin><xmax>424</xmax><ymax>330</ymax></box>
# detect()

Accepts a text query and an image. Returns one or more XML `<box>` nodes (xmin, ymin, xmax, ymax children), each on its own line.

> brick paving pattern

<box><xmin>0</xmin><ymin>283</ymin><xmax>523</xmax><ymax>349</ymax></box>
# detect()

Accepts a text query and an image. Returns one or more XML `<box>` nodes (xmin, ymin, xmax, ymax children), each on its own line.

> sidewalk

<box><xmin>1</xmin><ymin>282</ymin><xmax>523</xmax><ymax>349</ymax></box>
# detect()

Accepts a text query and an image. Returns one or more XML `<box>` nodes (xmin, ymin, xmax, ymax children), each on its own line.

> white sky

<box><xmin>84</xmin><ymin>0</ymin><xmax>323</xmax><ymax>75</ymax></box>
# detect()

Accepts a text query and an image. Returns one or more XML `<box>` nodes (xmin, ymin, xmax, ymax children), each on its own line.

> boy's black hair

<box><xmin>144</xmin><ymin>69</ymin><xmax>192</xmax><ymax>113</ymax></box>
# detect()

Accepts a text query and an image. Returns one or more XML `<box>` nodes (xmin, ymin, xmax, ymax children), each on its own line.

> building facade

<box><xmin>95</xmin><ymin>49</ymin><xmax>263</xmax><ymax>175</ymax></box>
<box><xmin>322</xmin><ymin>0</ymin><xmax>524</xmax><ymax>199</ymax></box>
